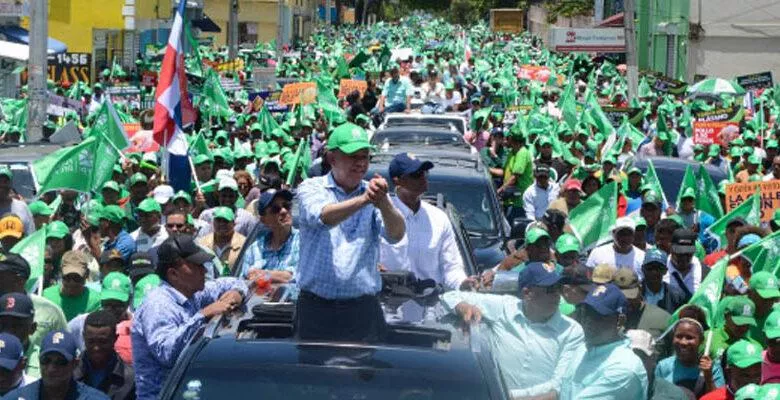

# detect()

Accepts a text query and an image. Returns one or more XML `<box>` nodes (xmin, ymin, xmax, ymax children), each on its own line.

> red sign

<box><xmin>124</xmin><ymin>125</ymin><xmax>160</xmax><ymax>153</ymax></box>
<box><xmin>517</xmin><ymin>65</ymin><xmax>564</xmax><ymax>86</ymax></box>
<box><xmin>693</xmin><ymin>121</ymin><xmax>739</xmax><ymax>145</ymax></box>
<box><xmin>141</xmin><ymin>71</ymin><xmax>157</xmax><ymax>87</ymax></box>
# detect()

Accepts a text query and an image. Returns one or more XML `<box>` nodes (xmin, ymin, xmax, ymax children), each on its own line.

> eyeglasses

<box><xmin>40</xmin><ymin>356</ymin><xmax>69</xmax><ymax>366</ymax></box>
<box><xmin>406</xmin><ymin>170</ymin><xmax>428</xmax><ymax>179</ymax></box>
<box><xmin>268</xmin><ymin>202</ymin><xmax>292</xmax><ymax>214</ymax></box>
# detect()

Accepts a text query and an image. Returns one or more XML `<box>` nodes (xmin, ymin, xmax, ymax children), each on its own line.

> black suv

<box><xmin>367</xmin><ymin>146</ymin><xmax>510</xmax><ymax>271</ymax></box>
<box><xmin>158</xmin><ymin>283</ymin><xmax>509</xmax><ymax>400</ymax></box>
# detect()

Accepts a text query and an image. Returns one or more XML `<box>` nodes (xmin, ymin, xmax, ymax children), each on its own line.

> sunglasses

<box><xmin>166</xmin><ymin>223</ymin><xmax>185</xmax><ymax>229</ymax></box>
<box><xmin>63</xmin><ymin>274</ymin><xmax>85</xmax><ymax>284</ymax></box>
<box><xmin>268</xmin><ymin>202</ymin><xmax>292</xmax><ymax>214</ymax></box>
<box><xmin>40</xmin><ymin>356</ymin><xmax>69</xmax><ymax>366</ymax></box>
<box><xmin>406</xmin><ymin>169</ymin><xmax>428</xmax><ymax>179</ymax></box>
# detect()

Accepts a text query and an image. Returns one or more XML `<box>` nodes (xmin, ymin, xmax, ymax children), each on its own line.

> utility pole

<box><xmin>228</xmin><ymin>0</ymin><xmax>238</xmax><ymax>59</ymax></box>
<box><xmin>624</xmin><ymin>0</ymin><xmax>638</xmax><ymax>104</ymax></box>
<box><xmin>26</xmin><ymin>0</ymin><xmax>47</xmax><ymax>142</ymax></box>
<box><xmin>276</xmin><ymin>0</ymin><xmax>284</xmax><ymax>54</ymax></box>
<box><xmin>325</xmin><ymin>0</ymin><xmax>331</xmax><ymax>25</ymax></box>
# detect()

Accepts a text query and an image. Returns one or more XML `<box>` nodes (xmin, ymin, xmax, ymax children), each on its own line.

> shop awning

<box><xmin>192</xmin><ymin>15</ymin><xmax>221</xmax><ymax>33</ymax></box>
<box><xmin>0</xmin><ymin>25</ymin><xmax>67</xmax><ymax>54</ymax></box>
<box><xmin>0</xmin><ymin>40</ymin><xmax>32</xmax><ymax>61</ymax></box>
<box><xmin>597</xmin><ymin>13</ymin><xmax>624</xmax><ymax>28</ymax></box>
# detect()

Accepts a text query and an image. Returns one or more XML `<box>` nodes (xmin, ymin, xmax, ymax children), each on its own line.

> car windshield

<box><xmin>385</xmin><ymin>118</ymin><xmax>465</xmax><ymax>135</ymax></box>
<box><xmin>428</xmin><ymin>179</ymin><xmax>497</xmax><ymax>236</ymax></box>
<box><xmin>371</xmin><ymin>132</ymin><xmax>468</xmax><ymax>149</ymax></box>
<box><xmin>172</xmin><ymin>363</ymin><xmax>491</xmax><ymax>400</ymax></box>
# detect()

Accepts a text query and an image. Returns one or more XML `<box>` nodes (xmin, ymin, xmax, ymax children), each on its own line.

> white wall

<box><xmin>687</xmin><ymin>0</ymin><xmax>780</xmax><ymax>81</ymax></box>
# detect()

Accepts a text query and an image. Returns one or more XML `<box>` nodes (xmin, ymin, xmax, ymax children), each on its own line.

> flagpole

<box><xmin>97</xmin><ymin>130</ymin><xmax>128</xmax><ymax>163</ymax></box>
<box><xmin>187</xmin><ymin>155</ymin><xmax>203</xmax><ymax>192</ymax></box>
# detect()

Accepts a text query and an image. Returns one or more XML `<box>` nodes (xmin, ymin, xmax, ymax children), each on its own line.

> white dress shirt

<box><xmin>130</xmin><ymin>226</ymin><xmax>169</xmax><ymax>254</ymax></box>
<box><xmin>522</xmin><ymin>182</ymin><xmax>560</xmax><ymax>220</ymax></box>
<box><xmin>663</xmin><ymin>256</ymin><xmax>702</xmax><ymax>296</ymax></box>
<box><xmin>380</xmin><ymin>197</ymin><xmax>467</xmax><ymax>290</ymax></box>
<box><xmin>586</xmin><ymin>244</ymin><xmax>646</xmax><ymax>280</ymax></box>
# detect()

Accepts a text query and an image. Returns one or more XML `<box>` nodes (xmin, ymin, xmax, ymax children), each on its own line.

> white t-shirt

<box><xmin>586</xmin><ymin>244</ymin><xmax>646</xmax><ymax>279</ymax></box>
<box><xmin>423</xmin><ymin>82</ymin><xmax>446</xmax><ymax>105</ymax></box>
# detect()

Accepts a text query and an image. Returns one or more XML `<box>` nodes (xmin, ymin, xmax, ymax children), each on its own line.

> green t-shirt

<box><xmin>503</xmin><ymin>147</ymin><xmax>533</xmax><ymax>207</ymax></box>
<box><xmin>29</xmin><ymin>295</ymin><xmax>68</xmax><ymax>348</ymax></box>
<box><xmin>42</xmin><ymin>285</ymin><xmax>101</xmax><ymax>322</ymax></box>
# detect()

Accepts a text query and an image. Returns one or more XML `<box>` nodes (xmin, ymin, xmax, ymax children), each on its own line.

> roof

<box><xmin>0</xmin><ymin>143</ymin><xmax>64</xmax><ymax>163</ymax></box>
<box><xmin>598</xmin><ymin>13</ymin><xmax>624</xmax><ymax>28</ymax></box>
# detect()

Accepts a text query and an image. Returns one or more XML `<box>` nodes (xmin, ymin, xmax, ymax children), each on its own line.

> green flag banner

<box><xmin>32</xmin><ymin>135</ymin><xmax>118</xmax><ymax>194</ymax></box>
<box><xmin>735</xmin><ymin>229</ymin><xmax>780</xmax><ymax>276</ymax></box>
<box><xmin>676</xmin><ymin>165</ymin><xmax>697</xmax><ymax>210</ymax></box>
<box><xmin>705</xmin><ymin>190</ymin><xmax>762</xmax><ymax>248</ymax></box>
<box><xmin>696</xmin><ymin>165</ymin><xmax>725</xmax><ymax>219</ymax></box>
<box><xmin>687</xmin><ymin>258</ymin><xmax>727</xmax><ymax>328</ymax></box>
<box><xmin>644</xmin><ymin>158</ymin><xmax>669</xmax><ymax>208</ymax></box>
<box><xmin>10</xmin><ymin>226</ymin><xmax>47</xmax><ymax>293</ymax></box>
<box><xmin>569</xmin><ymin>182</ymin><xmax>618</xmax><ymax>250</ymax></box>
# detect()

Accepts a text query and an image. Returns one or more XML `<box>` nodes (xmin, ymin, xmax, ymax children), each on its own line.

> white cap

<box><xmin>142</xmin><ymin>152</ymin><xmax>158</xmax><ymax>164</ymax></box>
<box><xmin>215</xmin><ymin>169</ymin><xmax>233</xmax><ymax>181</ymax></box>
<box><xmin>218</xmin><ymin>177</ymin><xmax>238</xmax><ymax>192</ymax></box>
<box><xmin>612</xmin><ymin>217</ymin><xmax>636</xmax><ymax>233</ymax></box>
<box><xmin>153</xmin><ymin>185</ymin><xmax>174</xmax><ymax>204</ymax></box>
<box><xmin>625</xmin><ymin>329</ymin><xmax>655</xmax><ymax>356</ymax></box>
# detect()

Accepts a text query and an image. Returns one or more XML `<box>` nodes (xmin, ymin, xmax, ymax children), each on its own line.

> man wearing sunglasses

<box><xmin>239</xmin><ymin>189</ymin><xmax>299</xmax><ymax>283</ymax></box>
<box><xmin>379</xmin><ymin>152</ymin><xmax>472</xmax><ymax>291</ymax></box>
<box><xmin>440</xmin><ymin>262</ymin><xmax>585</xmax><ymax>399</ymax></box>
<box><xmin>132</xmin><ymin>234</ymin><xmax>247</xmax><ymax>400</ymax></box>
<box><xmin>3</xmin><ymin>330</ymin><xmax>109</xmax><ymax>399</ymax></box>
<box><xmin>296</xmin><ymin>123</ymin><xmax>405</xmax><ymax>342</ymax></box>
<box><xmin>42</xmin><ymin>251</ymin><xmax>101</xmax><ymax>322</ymax></box>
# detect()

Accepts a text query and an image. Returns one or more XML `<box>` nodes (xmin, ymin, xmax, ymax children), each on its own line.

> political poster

<box><xmin>725</xmin><ymin>180</ymin><xmax>780</xmax><ymax>222</ymax></box>
<box><xmin>736</xmin><ymin>72</ymin><xmax>773</xmax><ymax>92</ymax></box>
<box><xmin>338</xmin><ymin>79</ymin><xmax>368</xmax><ymax>98</ymax></box>
<box><xmin>279</xmin><ymin>82</ymin><xmax>316</xmax><ymax>105</ymax></box>
<box><xmin>124</xmin><ymin>126</ymin><xmax>160</xmax><ymax>153</ymax></box>
<box><xmin>602</xmin><ymin>106</ymin><xmax>643</xmax><ymax>128</ymax></box>
<box><xmin>517</xmin><ymin>65</ymin><xmax>564</xmax><ymax>86</ymax></box>
<box><xmin>30</xmin><ymin>53</ymin><xmax>92</xmax><ymax>85</ymax></box>
<box><xmin>640</xmin><ymin>71</ymin><xmax>687</xmax><ymax>95</ymax></box>
<box><xmin>693</xmin><ymin>121</ymin><xmax>739</xmax><ymax>145</ymax></box>
<box><xmin>694</xmin><ymin>106</ymin><xmax>743</xmax><ymax>123</ymax></box>
<box><xmin>249</xmin><ymin>90</ymin><xmax>288</xmax><ymax>112</ymax></box>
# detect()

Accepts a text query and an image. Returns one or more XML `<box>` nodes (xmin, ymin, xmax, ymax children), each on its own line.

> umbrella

<box><xmin>687</xmin><ymin>78</ymin><xmax>745</xmax><ymax>96</ymax></box>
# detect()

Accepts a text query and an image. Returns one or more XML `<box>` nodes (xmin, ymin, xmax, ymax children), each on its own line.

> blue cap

<box><xmin>40</xmin><ymin>330</ymin><xmax>78</xmax><ymax>361</ymax></box>
<box><xmin>738</xmin><ymin>234</ymin><xmax>762</xmax><ymax>249</ymax></box>
<box><xmin>642</xmin><ymin>248</ymin><xmax>668</xmax><ymax>268</ymax></box>
<box><xmin>388</xmin><ymin>152</ymin><xmax>434</xmax><ymax>178</ymax></box>
<box><xmin>517</xmin><ymin>262</ymin><xmax>561</xmax><ymax>291</ymax></box>
<box><xmin>0</xmin><ymin>333</ymin><xmax>24</xmax><ymax>370</ymax></box>
<box><xmin>256</xmin><ymin>189</ymin><xmax>294</xmax><ymax>215</ymax></box>
<box><xmin>582</xmin><ymin>284</ymin><xmax>628</xmax><ymax>316</ymax></box>
<box><xmin>0</xmin><ymin>293</ymin><xmax>34</xmax><ymax>318</ymax></box>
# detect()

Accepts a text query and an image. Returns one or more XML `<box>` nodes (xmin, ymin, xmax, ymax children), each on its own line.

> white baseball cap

<box><xmin>153</xmin><ymin>185</ymin><xmax>174</xmax><ymax>204</ymax></box>
<box><xmin>612</xmin><ymin>217</ymin><xmax>636</xmax><ymax>233</ymax></box>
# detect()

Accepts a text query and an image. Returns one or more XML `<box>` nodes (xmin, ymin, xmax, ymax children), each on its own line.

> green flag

<box><xmin>89</xmin><ymin>101</ymin><xmax>130</xmax><ymax>151</ymax></box>
<box><xmin>256</xmin><ymin>105</ymin><xmax>280</xmax><ymax>136</ymax></box>
<box><xmin>644</xmin><ymin>158</ymin><xmax>670</xmax><ymax>208</ymax></box>
<box><xmin>558</xmin><ymin>80</ymin><xmax>579</xmax><ymax>131</ymax></box>
<box><xmin>705</xmin><ymin>190</ymin><xmax>762</xmax><ymax>248</ymax></box>
<box><xmin>202</xmin><ymin>68</ymin><xmax>231</xmax><ymax>117</ymax></box>
<box><xmin>569</xmin><ymin>182</ymin><xmax>618</xmax><ymax>250</ymax></box>
<box><xmin>586</xmin><ymin>90</ymin><xmax>615</xmax><ymax>136</ymax></box>
<box><xmin>10</xmin><ymin>225</ymin><xmax>47</xmax><ymax>293</ymax></box>
<box><xmin>676</xmin><ymin>165</ymin><xmax>697</xmax><ymax>210</ymax></box>
<box><xmin>686</xmin><ymin>258</ymin><xmax>727</xmax><ymax>327</ymax></box>
<box><xmin>33</xmin><ymin>138</ymin><xmax>97</xmax><ymax>193</ymax></box>
<box><xmin>736</xmin><ymin>230</ymin><xmax>780</xmax><ymax>275</ymax></box>
<box><xmin>190</xmin><ymin>131</ymin><xmax>210</xmax><ymax>156</ymax></box>
<box><xmin>696</xmin><ymin>165</ymin><xmax>725</xmax><ymax>219</ymax></box>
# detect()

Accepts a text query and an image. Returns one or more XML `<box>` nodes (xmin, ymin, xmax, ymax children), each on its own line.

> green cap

<box><xmin>758</xmin><ymin>384</ymin><xmax>780</xmax><ymax>400</ymax></box>
<box><xmin>764</xmin><ymin>309</ymin><xmax>780</xmax><ymax>339</ymax></box>
<box><xmin>748</xmin><ymin>154</ymin><xmax>762</xmax><ymax>165</ymax></box>
<box><xmin>0</xmin><ymin>166</ymin><xmax>11</xmax><ymax>179</ymax></box>
<box><xmin>726</xmin><ymin>339</ymin><xmax>763</xmax><ymax>368</ymax></box>
<box><xmin>102</xmin><ymin>180</ymin><xmax>120</xmax><ymax>193</ymax></box>
<box><xmin>29</xmin><ymin>200</ymin><xmax>53</xmax><ymax>216</ymax></box>
<box><xmin>555</xmin><ymin>233</ymin><xmax>580</xmax><ymax>254</ymax></box>
<box><xmin>708</xmin><ymin>144</ymin><xmax>721</xmax><ymax>157</ymax></box>
<box><xmin>46</xmin><ymin>221</ymin><xmax>70</xmax><ymax>239</ymax></box>
<box><xmin>326</xmin><ymin>123</ymin><xmax>373</xmax><ymax>154</ymax></box>
<box><xmin>173</xmin><ymin>190</ymin><xmax>192</xmax><ymax>204</ymax></box>
<box><xmin>213</xmin><ymin>206</ymin><xmax>235</xmax><ymax>222</ymax></box>
<box><xmin>194</xmin><ymin>154</ymin><xmax>212</xmax><ymax>165</ymax></box>
<box><xmin>133</xmin><ymin>274</ymin><xmax>162</xmax><ymax>309</ymax></box>
<box><xmin>635</xmin><ymin>217</ymin><xmax>647</xmax><ymax>228</ymax></box>
<box><xmin>750</xmin><ymin>271</ymin><xmax>780</xmax><ymax>299</ymax></box>
<box><xmin>101</xmin><ymin>205</ymin><xmax>125</xmax><ymax>224</ymax></box>
<box><xmin>627</xmin><ymin>167</ymin><xmax>642</xmax><ymax>176</ymax></box>
<box><xmin>730</xmin><ymin>146</ymin><xmax>743</xmax><ymax>158</ymax></box>
<box><xmin>526</xmin><ymin>227</ymin><xmax>551</xmax><ymax>246</ymax></box>
<box><xmin>723</xmin><ymin>296</ymin><xmax>757</xmax><ymax>326</ymax></box>
<box><xmin>249</xmin><ymin>122</ymin><xmax>262</xmax><ymax>132</ymax></box>
<box><xmin>537</xmin><ymin>136</ymin><xmax>552</xmax><ymax>146</ymax></box>
<box><xmin>680</xmin><ymin>187</ymin><xmax>696</xmax><ymax>200</ymax></box>
<box><xmin>735</xmin><ymin>384</ymin><xmax>760</xmax><ymax>400</ymax></box>
<box><xmin>768</xmin><ymin>139</ymin><xmax>779</xmax><ymax>150</ymax></box>
<box><xmin>100</xmin><ymin>272</ymin><xmax>131</xmax><ymax>303</ymax></box>
<box><xmin>129</xmin><ymin>172</ymin><xmax>148</xmax><ymax>186</ymax></box>
<box><xmin>138</xmin><ymin>198</ymin><xmax>161</xmax><ymax>213</ymax></box>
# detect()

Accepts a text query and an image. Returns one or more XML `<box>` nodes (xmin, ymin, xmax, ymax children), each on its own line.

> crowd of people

<box><xmin>0</xmin><ymin>12</ymin><xmax>780</xmax><ymax>400</ymax></box>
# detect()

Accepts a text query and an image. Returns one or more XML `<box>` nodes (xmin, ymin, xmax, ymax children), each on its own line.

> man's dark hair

<box><xmin>85</xmin><ymin>310</ymin><xmax>118</xmax><ymax>331</ymax></box>
<box><xmin>655</xmin><ymin>218</ymin><xmax>680</xmax><ymax>237</ymax></box>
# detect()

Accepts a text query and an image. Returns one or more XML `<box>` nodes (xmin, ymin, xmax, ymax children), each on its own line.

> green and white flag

<box><xmin>89</xmin><ymin>100</ymin><xmax>130</xmax><ymax>151</ymax></box>
<box><xmin>10</xmin><ymin>226</ymin><xmax>47</xmax><ymax>293</ymax></box>
<box><xmin>696</xmin><ymin>165</ymin><xmax>725</xmax><ymax>220</ymax></box>
<box><xmin>644</xmin><ymin>158</ymin><xmax>669</xmax><ymax>208</ymax></box>
<box><xmin>687</xmin><ymin>258</ymin><xmax>727</xmax><ymax>328</ymax></box>
<box><xmin>32</xmin><ymin>135</ymin><xmax>119</xmax><ymax>194</ymax></box>
<box><xmin>676</xmin><ymin>164</ymin><xmax>697</xmax><ymax>210</ymax></box>
<box><xmin>569</xmin><ymin>182</ymin><xmax>618</xmax><ymax>250</ymax></box>
<box><xmin>735</xmin><ymin>229</ymin><xmax>780</xmax><ymax>276</ymax></box>
<box><xmin>705</xmin><ymin>189</ymin><xmax>762</xmax><ymax>248</ymax></box>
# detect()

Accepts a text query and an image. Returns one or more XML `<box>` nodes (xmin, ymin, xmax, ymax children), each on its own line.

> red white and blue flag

<box><xmin>153</xmin><ymin>0</ymin><xmax>196</xmax><ymax>192</ymax></box>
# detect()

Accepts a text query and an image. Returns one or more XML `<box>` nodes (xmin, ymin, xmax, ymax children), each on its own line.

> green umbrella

<box><xmin>687</xmin><ymin>78</ymin><xmax>746</xmax><ymax>96</ymax></box>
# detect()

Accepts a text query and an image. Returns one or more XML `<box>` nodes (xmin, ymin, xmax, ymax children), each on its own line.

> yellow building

<box><xmin>203</xmin><ymin>0</ymin><xmax>317</xmax><ymax>47</ymax></box>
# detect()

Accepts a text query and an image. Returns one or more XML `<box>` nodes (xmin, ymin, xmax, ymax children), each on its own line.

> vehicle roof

<box><xmin>369</xmin><ymin>147</ymin><xmax>485</xmax><ymax>179</ymax></box>
<box><xmin>0</xmin><ymin>143</ymin><xmax>64</xmax><ymax>163</ymax></box>
<box><xmin>374</xmin><ymin>126</ymin><xmax>463</xmax><ymax>136</ymax></box>
<box><xmin>384</xmin><ymin>113</ymin><xmax>466</xmax><ymax>121</ymax></box>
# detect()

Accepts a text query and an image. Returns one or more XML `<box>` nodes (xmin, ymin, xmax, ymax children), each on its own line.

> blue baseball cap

<box><xmin>582</xmin><ymin>284</ymin><xmax>628</xmax><ymax>316</ymax></box>
<box><xmin>40</xmin><ymin>330</ymin><xmax>78</xmax><ymax>361</ymax></box>
<box><xmin>738</xmin><ymin>234</ymin><xmax>762</xmax><ymax>249</ymax></box>
<box><xmin>0</xmin><ymin>293</ymin><xmax>34</xmax><ymax>318</ymax></box>
<box><xmin>517</xmin><ymin>262</ymin><xmax>561</xmax><ymax>291</ymax></box>
<box><xmin>388</xmin><ymin>152</ymin><xmax>434</xmax><ymax>178</ymax></box>
<box><xmin>642</xmin><ymin>248</ymin><xmax>669</xmax><ymax>268</ymax></box>
<box><xmin>256</xmin><ymin>189</ymin><xmax>294</xmax><ymax>215</ymax></box>
<box><xmin>0</xmin><ymin>333</ymin><xmax>24</xmax><ymax>370</ymax></box>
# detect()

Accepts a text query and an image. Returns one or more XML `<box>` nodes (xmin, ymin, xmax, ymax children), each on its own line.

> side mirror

<box><xmin>509</xmin><ymin>217</ymin><xmax>533</xmax><ymax>241</ymax></box>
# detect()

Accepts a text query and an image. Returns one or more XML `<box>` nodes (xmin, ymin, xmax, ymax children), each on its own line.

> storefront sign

<box><xmin>550</xmin><ymin>28</ymin><xmax>625</xmax><ymax>53</ymax></box>
<box><xmin>47</xmin><ymin>52</ymin><xmax>91</xmax><ymax>84</ymax></box>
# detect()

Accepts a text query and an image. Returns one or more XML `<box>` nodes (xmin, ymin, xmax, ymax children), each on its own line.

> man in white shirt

<box><xmin>586</xmin><ymin>217</ymin><xmax>646</xmax><ymax>279</ymax></box>
<box><xmin>764</xmin><ymin>155</ymin><xmax>780</xmax><ymax>181</ymax></box>
<box><xmin>130</xmin><ymin>198</ymin><xmax>169</xmax><ymax>255</ymax></box>
<box><xmin>663</xmin><ymin>228</ymin><xmax>701</xmax><ymax>299</ymax></box>
<box><xmin>523</xmin><ymin>165</ymin><xmax>560</xmax><ymax>220</ymax></box>
<box><xmin>421</xmin><ymin>70</ymin><xmax>446</xmax><ymax>114</ymax></box>
<box><xmin>379</xmin><ymin>153</ymin><xmax>472</xmax><ymax>291</ymax></box>
<box><xmin>443</xmin><ymin>82</ymin><xmax>462</xmax><ymax>111</ymax></box>
<box><xmin>88</xmin><ymin>83</ymin><xmax>105</xmax><ymax>114</ymax></box>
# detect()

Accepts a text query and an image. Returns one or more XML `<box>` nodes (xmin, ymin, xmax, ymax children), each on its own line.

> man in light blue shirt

<box><xmin>560</xmin><ymin>283</ymin><xmax>648</xmax><ymax>400</ymax></box>
<box><xmin>377</xmin><ymin>64</ymin><xmax>412</xmax><ymax>113</ymax></box>
<box><xmin>131</xmin><ymin>235</ymin><xmax>248</xmax><ymax>400</ymax></box>
<box><xmin>296</xmin><ymin>122</ymin><xmax>405</xmax><ymax>342</ymax></box>
<box><xmin>440</xmin><ymin>262</ymin><xmax>586</xmax><ymax>399</ymax></box>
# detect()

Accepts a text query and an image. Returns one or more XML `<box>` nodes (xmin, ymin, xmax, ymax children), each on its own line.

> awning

<box><xmin>192</xmin><ymin>15</ymin><xmax>221</xmax><ymax>33</ymax></box>
<box><xmin>0</xmin><ymin>25</ymin><xmax>67</xmax><ymax>54</ymax></box>
<box><xmin>597</xmin><ymin>13</ymin><xmax>624</xmax><ymax>28</ymax></box>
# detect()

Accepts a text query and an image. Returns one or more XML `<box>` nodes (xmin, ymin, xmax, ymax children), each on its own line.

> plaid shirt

<box><xmin>238</xmin><ymin>228</ymin><xmax>300</xmax><ymax>277</ymax></box>
<box><xmin>296</xmin><ymin>173</ymin><xmax>397</xmax><ymax>300</ymax></box>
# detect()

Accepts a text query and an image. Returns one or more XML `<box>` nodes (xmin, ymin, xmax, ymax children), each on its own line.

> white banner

<box><xmin>550</xmin><ymin>28</ymin><xmax>625</xmax><ymax>53</ymax></box>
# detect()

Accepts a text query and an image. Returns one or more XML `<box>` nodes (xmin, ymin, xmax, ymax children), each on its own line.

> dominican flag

<box><xmin>152</xmin><ymin>0</ymin><xmax>197</xmax><ymax>193</ymax></box>
<box><xmin>463</xmin><ymin>32</ymin><xmax>472</xmax><ymax>63</ymax></box>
